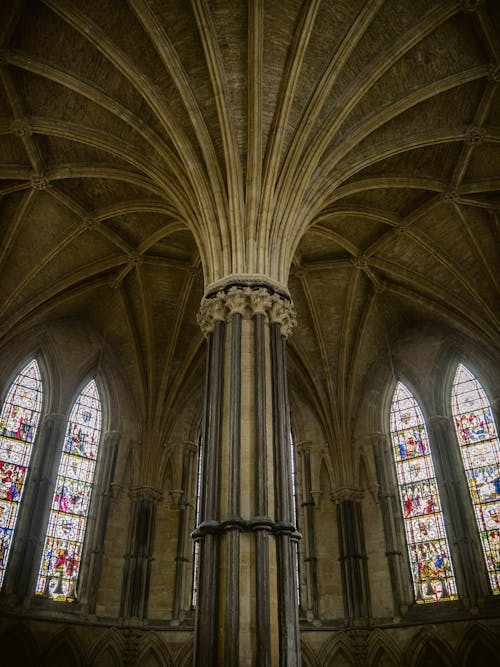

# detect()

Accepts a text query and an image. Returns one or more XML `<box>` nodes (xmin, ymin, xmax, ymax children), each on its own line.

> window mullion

<box><xmin>428</xmin><ymin>415</ymin><xmax>488</xmax><ymax>605</ymax></box>
<box><xmin>8</xmin><ymin>412</ymin><xmax>66</xmax><ymax>600</ymax></box>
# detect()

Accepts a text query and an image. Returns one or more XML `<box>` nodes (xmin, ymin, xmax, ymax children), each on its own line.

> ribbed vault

<box><xmin>0</xmin><ymin>0</ymin><xmax>498</xmax><ymax>485</ymax></box>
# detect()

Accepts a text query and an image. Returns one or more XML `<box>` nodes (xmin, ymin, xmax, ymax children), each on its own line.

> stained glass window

<box><xmin>451</xmin><ymin>364</ymin><xmax>500</xmax><ymax>594</ymax></box>
<box><xmin>390</xmin><ymin>382</ymin><xmax>457</xmax><ymax>603</ymax></box>
<box><xmin>0</xmin><ymin>360</ymin><xmax>43</xmax><ymax>589</ymax></box>
<box><xmin>35</xmin><ymin>380</ymin><xmax>102</xmax><ymax>602</ymax></box>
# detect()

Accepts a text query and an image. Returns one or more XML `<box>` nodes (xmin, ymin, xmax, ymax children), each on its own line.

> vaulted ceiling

<box><xmin>0</xmin><ymin>1</ymin><xmax>498</xmax><ymax>461</ymax></box>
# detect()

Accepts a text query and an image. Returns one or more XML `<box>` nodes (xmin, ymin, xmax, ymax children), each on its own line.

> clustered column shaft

<box><xmin>331</xmin><ymin>488</ymin><xmax>372</xmax><ymax>624</ymax></box>
<box><xmin>371</xmin><ymin>433</ymin><xmax>414</xmax><ymax>613</ymax></box>
<box><xmin>193</xmin><ymin>281</ymin><xmax>301</xmax><ymax>667</ymax></box>
<box><xmin>120</xmin><ymin>486</ymin><xmax>162</xmax><ymax>620</ymax></box>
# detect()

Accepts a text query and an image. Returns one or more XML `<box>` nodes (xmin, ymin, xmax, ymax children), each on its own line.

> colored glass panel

<box><xmin>35</xmin><ymin>380</ymin><xmax>101</xmax><ymax>601</ymax></box>
<box><xmin>451</xmin><ymin>364</ymin><xmax>500</xmax><ymax>594</ymax></box>
<box><xmin>0</xmin><ymin>360</ymin><xmax>43</xmax><ymax>588</ymax></box>
<box><xmin>390</xmin><ymin>382</ymin><xmax>457</xmax><ymax>603</ymax></box>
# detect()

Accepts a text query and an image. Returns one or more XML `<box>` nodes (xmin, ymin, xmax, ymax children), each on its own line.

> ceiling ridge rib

<box><xmin>273</xmin><ymin>2</ymin><xmax>459</xmax><ymax>258</ymax></box>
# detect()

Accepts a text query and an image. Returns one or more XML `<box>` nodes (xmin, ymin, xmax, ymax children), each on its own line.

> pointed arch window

<box><xmin>35</xmin><ymin>380</ymin><xmax>102</xmax><ymax>601</ymax></box>
<box><xmin>0</xmin><ymin>360</ymin><xmax>43</xmax><ymax>588</ymax></box>
<box><xmin>390</xmin><ymin>382</ymin><xmax>457</xmax><ymax>603</ymax></box>
<box><xmin>451</xmin><ymin>363</ymin><xmax>500</xmax><ymax>594</ymax></box>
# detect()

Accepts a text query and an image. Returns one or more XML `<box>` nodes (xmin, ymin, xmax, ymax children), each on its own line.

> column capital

<box><xmin>356</xmin><ymin>432</ymin><xmax>388</xmax><ymax>448</ymax></box>
<box><xmin>128</xmin><ymin>485</ymin><xmax>162</xmax><ymax>502</ymax></box>
<box><xmin>197</xmin><ymin>281</ymin><xmax>296</xmax><ymax>337</ymax></box>
<box><xmin>43</xmin><ymin>412</ymin><xmax>67</xmax><ymax>427</ymax></box>
<box><xmin>295</xmin><ymin>439</ymin><xmax>313</xmax><ymax>454</ymax></box>
<box><xmin>427</xmin><ymin>414</ymin><xmax>454</xmax><ymax>429</ymax></box>
<box><xmin>103</xmin><ymin>429</ymin><xmax>121</xmax><ymax>445</ymax></box>
<box><xmin>330</xmin><ymin>487</ymin><xmax>364</xmax><ymax>504</ymax></box>
<box><xmin>169</xmin><ymin>439</ymin><xmax>198</xmax><ymax>455</ymax></box>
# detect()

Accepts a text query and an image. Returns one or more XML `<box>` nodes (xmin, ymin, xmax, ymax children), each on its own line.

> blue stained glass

<box><xmin>390</xmin><ymin>382</ymin><xmax>457</xmax><ymax>603</ymax></box>
<box><xmin>35</xmin><ymin>380</ymin><xmax>101</xmax><ymax>602</ymax></box>
<box><xmin>0</xmin><ymin>360</ymin><xmax>43</xmax><ymax>589</ymax></box>
<box><xmin>451</xmin><ymin>364</ymin><xmax>500</xmax><ymax>594</ymax></box>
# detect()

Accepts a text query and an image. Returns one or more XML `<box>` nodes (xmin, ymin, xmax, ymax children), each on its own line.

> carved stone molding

<box><xmin>351</xmin><ymin>255</ymin><xmax>368</xmax><ymax>269</ymax></box>
<box><xmin>393</xmin><ymin>224</ymin><xmax>408</xmax><ymax>235</ymax></box>
<box><xmin>427</xmin><ymin>414</ymin><xmax>453</xmax><ymax>428</ymax></box>
<box><xmin>204</xmin><ymin>273</ymin><xmax>290</xmax><ymax>299</ymax></box>
<box><xmin>465</xmin><ymin>125</ymin><xmax>484</xmax><ymax>145</ymax></box>
<box><xmin>10</xmin><ymin>118</ymin><xmax>32</xmax><ymax>137</ymax></box>
<box><xmin>197</xmin><ymin>283</ymin><xmax>296</xmax><ymax>337</ymax></box>
<box><xmin>168</xmin><ymin>489</ymin><xmax>184</xmax><ymax>509</ymax></box>
<box><xmin>488</xmin><ymin>63</ymin><xmax>500</xmax><ymax>83</ymax></box>
<box><xmin>442</xmin><ymin>186</ymin><xmax>460</xmax><ymax>202</ymax></box>
<box><xmin>43</xmin><ymin>412</ymin><xmax>67</xmax><ymax>428</ymax></box>
<box><xmin>127</xmin><ymin>251</ymin><xmax>142</xmax><ymax>266</ymax></box>
<box><xmin>30</xmin><ymin>177</ymin><xmax>50</xmax><ymax>191</ymax></box>
<box><xmin>82</xmin><ymin>216</ymin><xmax>99</xmax><ymax>230</ymax></box>
<box><xmin>128</xmin><ymin>485</ymin><xmax>162</xmax><ymax>503</ymax></box>
<box><xmin>459</xmin><ymin>0</ymin><xmax>484</xmax><ymax>12</ymax></box>
<box><xmin>330</xmin><ymin>487</ymin><xmax>364</xmax><ymax>504</ymax></box>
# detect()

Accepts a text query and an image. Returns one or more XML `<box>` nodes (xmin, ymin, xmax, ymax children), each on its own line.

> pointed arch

<box><xmin>0</xmin><ymin>621</ymin><xmax>40</xmax><ymax>666</ymax></box>
<box><xmin>35</xmin><ymin>379</ymin><xmax>102</xmax><ymax>601</ymax></box>
<box><xmin>300</xmin><ymin>639</ymin><xmax>319</xmax><ymax>667</ymax></box>
<box><xmin>172</xmin><ymin>637</ymin><xmax>194</xmax><ymax>667</ymax></box>
<box><xmin>317</xmin><ymin>632</ymin><xmax>353</xmax><ymax>667</ymax></box>
<box><xmin>42</xmin><ymin>627</ymin><xmax>87</xmax><ymax>667</ymax></box>
<box><xmin>407</xmin><ymin>628</ymin><xmax>454</xmax><ymax>667</ymax></box>
<box><xmin>389</xmin><ymin>382</ymin><xmax>457</xmax><ymax>602</ymax></box>
<box><xmin>89</xmin><ymin>628</ymin><xmax>125</xmax><ymax>667</ymax></box>
<box><xmin>457</xmin><ymin>623</ymin><xmax>500</xmax><ymax>667</ymax></box>
<box><xmin>367</xmin><ymin>629</ymin><xmax>402</xmax><ymax>667</ymax></box>
<box><xmin>0</xmin><ymin>359</ymin><xmax>43</xmax><ymax>588</ymax></box>
<box><xmin>136</xmin><ymin>632</ymin><xmax>173</xmax><ymax>667</ymax></box>
<box><xmin>451</xmin><ymin>363</ymin><xmax>500</xmax><ymax>595</ymax></box>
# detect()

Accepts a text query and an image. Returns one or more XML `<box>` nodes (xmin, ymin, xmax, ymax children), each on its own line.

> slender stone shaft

<box><xmin>331</xmin><ymin>488</ymin><xmax>372</xmax><ymax>624</ymax></box>
<box><xmin>193</xmin><ymin>279</ymin><xmax>301</xmax><ymax>667</ymax></box>
<box><xmin>120</xmin><ymin>486</ymin><xmax>161</xmax><ymax>620</ymax></box>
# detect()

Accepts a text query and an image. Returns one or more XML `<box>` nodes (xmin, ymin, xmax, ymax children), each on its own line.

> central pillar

<box><xmin>193</xmin><ymin>279</ymin><xmax>301</xmax><ymax>667</ymax></box>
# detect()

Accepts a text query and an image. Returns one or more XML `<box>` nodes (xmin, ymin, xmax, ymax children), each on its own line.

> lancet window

<box><xmin>35</xmin><ymin>379</ymin><xmax>102</xmax><ymax>601</ymax></box>
<box><xmin>0</xmin><ymin>360</ymin><xmax>43</xmax><ymax>588</ymax></box>
<box><xmin>451</xmin><ymin>364</ymin><xmax>500</xmax><ymax>594</ymax></box>
<box><xmin>389</xmin><ymin>382</ymin><xmax>457</xmax><ymax>603</ymax></box>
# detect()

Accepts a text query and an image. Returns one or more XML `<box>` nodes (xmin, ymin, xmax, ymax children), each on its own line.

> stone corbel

<box><xmin>310</xmin><ymin>490</ymin><xmax>322</xmax><ymax>510</ymax></box>
<box><xmin>168</xmin><ymin>489</ymin><xmax>184</xmax><ymax>510</ymax></box>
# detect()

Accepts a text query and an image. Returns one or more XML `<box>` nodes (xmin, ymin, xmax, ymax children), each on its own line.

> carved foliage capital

<box><xmin>197</xmin><ymin>285</ymin><xmax>296</xmax><ymax>337</ymax></box>
<box><xmin>330</xmin><ymin>487</ymin><xmax>364</xmax><ymax>504</ymax></box>
<box><xmin>129</xmin><ymin>485</ymin><xmax>162</xmax><ymax>503</ymax></box>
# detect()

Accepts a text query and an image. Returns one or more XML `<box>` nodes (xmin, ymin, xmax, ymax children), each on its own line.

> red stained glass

<box><xmin>452</xmin><ymin>364</ymin><xmax>500</xmax><ymax>594</ymax></box>
<box><xmin>35</xmin><ymin>380</ymin><xmax>101</xmax><ymax>602</ymax></box>
<box><xmin>0</xmin><ymin>360</ymin><xmax>43</xmax><ymax>589</ymax></box>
